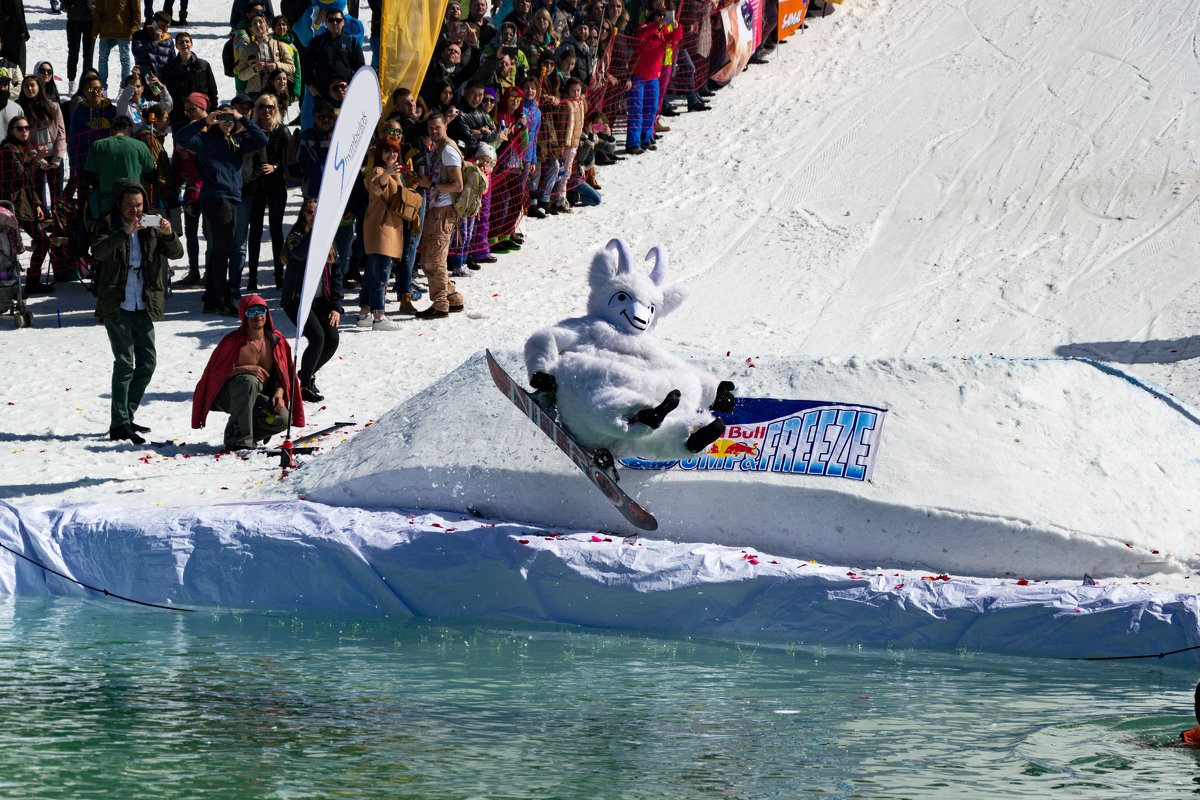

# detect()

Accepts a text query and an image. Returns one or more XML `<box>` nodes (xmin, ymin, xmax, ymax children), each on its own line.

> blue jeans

<box><xmin>227</xmin><ymin>192</ymin><xmax>254</xmax><ymax>296</ymax></box>
<box><xmin>567</xmin><ymin>181</ymin><xmax>601</xmax><ymax>207</ymax></box>
<box><xmin>97</xmin><ymin>39</ymin><xmax>132</xmax><ymax>96</ymax></box>
<box><xmin>394</xmin><ymin>193</ymin><xmax>425</xmax><ymax>295</ymax></box>
<box><xmin>361</xmin><ymin>252</ymin><xmax>394</xmax><ymax>312</ymax></box>
<box><xmin>626</xmin><ymin>77</ymin><xmax>659</xmax><ymax>148</ymax></box>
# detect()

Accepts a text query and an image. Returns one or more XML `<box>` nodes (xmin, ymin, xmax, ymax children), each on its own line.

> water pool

<box><xmin>0</xmin><ymin>596</ymin><xmax>1195</xmax><ymax>799</ymax></box>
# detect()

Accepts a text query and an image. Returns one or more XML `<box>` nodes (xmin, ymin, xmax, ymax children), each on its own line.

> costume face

<box><xmin>604</xmin><ymin>287</ymin><xmax>656</xmax><ymax>335</ymax></box>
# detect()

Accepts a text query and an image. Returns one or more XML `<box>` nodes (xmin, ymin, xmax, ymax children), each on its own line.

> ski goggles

<box><xmin>245</xmin><ymin>306</ymin><xmax>267</xmax><ymax>318</ymax></box>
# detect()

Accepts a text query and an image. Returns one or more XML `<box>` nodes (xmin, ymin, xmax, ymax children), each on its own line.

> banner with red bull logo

<box><xmin>778</xmin><ymin>0</ymin><xmax>809</xmax><ymax>41</ymax></box>
<box><xmin>620</xmin><ymin>397</ymin><xmax>888</xmax><ymax>481</ymax></box>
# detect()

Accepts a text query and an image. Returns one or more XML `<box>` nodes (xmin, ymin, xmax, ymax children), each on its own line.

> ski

<box><xmin>485</xmin><ymin>349</ymin><xmax>658</xmax><ymax>531</ymax></box>
<box><xmin>292</xmin><ymin>421</ymin><xmax>354</xmax><ymax>447</ymax></box>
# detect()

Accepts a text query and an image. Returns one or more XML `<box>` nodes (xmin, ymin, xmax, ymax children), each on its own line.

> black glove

<box><xmin>711</xmin><ymin>380</ymin><xmax>736</xmax><ymax>413</ymax></box>
<box><xmin>530</xmin><ymin>372</ymin><xmax>557</xmax><ymax>393</ymax></box>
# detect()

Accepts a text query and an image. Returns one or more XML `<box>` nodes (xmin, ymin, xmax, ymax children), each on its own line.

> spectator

<box><xmin>502</xmin><ymin>0</ymin><xmax>532</xmax><ymax>36</ymax></box>
<box><xmin>224</xmin><ymin>92</ymin><xmax>265</xmax><ymax>295</ymax></box>
<box><xmin>448</xmin><ymin>80</ymin><xmax>495</xmax><ymax>156</ymax></box>
<box><xmin>558</xmin><ymin>18</ymin><xmax>594</xmax><ymax>82</ymax></box>
<box><xmin>160</xmin><ymin>31</ymin><xmax>217</xmax><ymax>133</ymax></box>
<box><xmin>64</xmin><ymin>0</ymin><xmax>97</xmax><ymax>93</ymax></box>
<box><xmin>81</xmin><ymin>114</ymin><xmax>156</xmax><ymax>221</ymax></box>
<box><xmin>169</xmin><ymin>91</ymin><xmax>206</xmax><ymax>286</ymax></box>
<box><xmin>474</xmin><ymin>51</ymin><xmax>519</xmax><ymax>96</ymax></box>
<box><xmin>94</xmin><ymin>0</ymin><xmax>141</xmax><ymax>96</ymax></box>
<box><xmin>0</xmin><ymin>115</ymin><xmax>51</xmax><ymax>293</ymax></box>
<box><xmin>191</xmin><ymin>294</ymin><xmax>303</xmax><ymax>451</ymax></box>
<box><xmin>245</xmin><ymin>93</ymin><xmax>290</xmax><ymax>288</ymax></box>
<box><xmin>174</xmin><ymin>102</ymin><xmax>267</xmax><ymax>315</ymax></box>
<box><xmin>388</xmin><ymin>87</ymin><xmax>424</xmax><ymax>146</ymax></box>
<box><xmin>270</xmin><ymin>15</ymin><xmax>303</xmax><ymax>97</ymax></box>
<box><xmin>161</xmin><ymin>0</ymin><xmax>188</xmax><ymax>26</ymax></box>
<box><xmin>132</xmin><ymin>11</ymin><xmax>176</xmax><ymax>79</ymax></box>
<box><xmin>91</xmin><ymin>179</ymin><xmax>182</xmax><ymax>445</ymax></box>
<box><xmin>326</xmin><ymin>74</ymin><xmax>350</xmax><ymax>110</ymax></box>
<box><xmin>66</xmin><ymin>74</ymin><xmax>116</xmax><ymax>182</ymax></box>
<box><xmin>114</xmin><ymin>67</ymin><xmax>174</xmax><ymax>130</ymax></box>
<box><xmin>237</xmin><ymin>12</ymin><xmax>297</xmax><ymax>96</ymax></box>
<box><xmin>462</xmin><ymin>142</ymin><xmax>497</xmax><ymax>270</ymax></box>
<box><xmin>424</xmin><ymin>79</ymin><xmax>457</xmax><ymax>116</ymax></box>
<box><xmin>265</xmin><ymin>68</ymin><xmax>296</xmax><ymax>124</ymax></box>
<box><xmin>424</xmin><ymin>43</ymin><xmax>463</xmax><ymax>96</ymax></box>
<box><xmin>465</xmin><ymin>0</ymin><xmax>499</xmax><ymax>48</ymax></box>
<box><xmin>356</xmin><ymin>134</ymin><xmax>414</xmax><ymax>329</ymax></box>
<box><xmin>534</xmin><ymin>69</ymin><xmax>564</xmax><ymax>214</ymax></box>
<box><xmin>411</xmin><ymin>111</ymin><xmax>464</xmax><ymax>319</ymax></box>
<box><xmin>549</xmin><ymin>76</ymin><xmax>585</xmax><ymax>213</ymax></box>
<box><xmin>521</xmin><ymin>8</ymin><xmax>557</xmax><ymax>66</ymax></box>
<box><xmin>280</xmin><ymin>197</ymin><xmax>342</xmax><ymax>402</ymax></box>
<box><xmin>17</xmin><ymin>75</ymin><xmax>67</xmax><ymax>208</ymax></box>
<box><xmin>518</xmin><ymin>75</ymin><xmax>543</xmax><ymax>220</ymax></box>
<box><xmin>294</xmin><ymin>99</ymin><xmax>335</xmax><ymax>200</ymax></box>
<box><xmin>134</xmin><ymin>102</ymin><xmax>178</xmax><ymax>232</ymax></box>
<box><xmin>301</xmin><ymin>8</ymin><xmax>363</xmax><ymax>125</ymax></box>
<box><xmin>488</xmin><ymin>85</ymin><xmax>528</xmax><ymax>249</ymax></box>
<box><xmin>0</xmin><ymin>0</ymin><xmax>27</xmax><ymax>74</ymax></box>
<box><xmin>625</xmin><ymin>8</ymin><xmax>673</xmax><ymax>154</ymax></box>
<box><xmin>32</xmin><ymin>62</ymin><xmax>66</xmax><ymax>112</ymax></box>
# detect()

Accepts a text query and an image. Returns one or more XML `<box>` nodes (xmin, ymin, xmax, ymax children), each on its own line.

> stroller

<box><xmin>0</xmin><ymin>201</ymin><xmax>31</xmax><ymax>328</ymax></box>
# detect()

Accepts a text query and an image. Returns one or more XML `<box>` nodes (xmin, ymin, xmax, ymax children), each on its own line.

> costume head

<box><xmin>586</xmin><ymin>238</ymin><xmax>689</xmax><ymax>336</ymax></box>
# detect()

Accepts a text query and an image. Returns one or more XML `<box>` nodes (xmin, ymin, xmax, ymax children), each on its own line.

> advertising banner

<box><xmin>378</xmin><ymin>0</ymin><xmax>449</xmax><ymax>94</ymax></box>
<box><xmin>621</xmin><ymin>398</ymin><xmax>888</xmax><ymax>482</ymax></box>
<box><xmin>295</xmin><ymin>66</ymin><xmax>382</xmax><ymax>357</ymax></box>
<box><xmin>712</xmin><ymin>0</ymin><xmax>764</xmax><ymax>85</ymax></box>
<box><xmin>778</xmin><ymin>0</ymin><xmax>809</xmax><ymax>40</ymax></box>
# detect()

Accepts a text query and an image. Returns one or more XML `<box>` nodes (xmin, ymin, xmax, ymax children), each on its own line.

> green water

<box><xmin>0</xmin><ymin>596</ymin><xmax>1197</xmax><ymax>799</ymax></box>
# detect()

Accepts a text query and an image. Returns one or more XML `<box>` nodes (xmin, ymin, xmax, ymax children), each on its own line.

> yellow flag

<box><xmin>378</xmin><ymin>0</ymin><xmax>450</xmax><ymax>97</ymax></box>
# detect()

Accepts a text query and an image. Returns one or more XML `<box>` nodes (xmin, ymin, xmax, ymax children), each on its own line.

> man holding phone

<box><xmin>91</xmin><ymin>179</ymin><xmax>183</xmax><ymax>445</ymax></box>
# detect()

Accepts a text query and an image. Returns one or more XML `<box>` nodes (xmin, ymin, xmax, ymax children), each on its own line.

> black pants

<box><xmin>66</xmin><ymin>20</ymin><xmax>95</xmax><ymax>82</ymax></box>
<box><xmin>247</xmin><ymin>177</ymin><xmax>287</xmax><ymax>286</ymax></box>
<box><xmin>200</xmin><ymin>196</ymin><xmax>236</xmax><ymax>306</ymax></box>
<box><xmin>283</xmin><ymin>297</ymin><xmax>339</xmax><ymax>386</ymax></box>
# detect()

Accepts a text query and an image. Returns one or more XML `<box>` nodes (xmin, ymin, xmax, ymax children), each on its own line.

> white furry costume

<box><xmin>524</xmin><ymin>239</ymin><xmax>725</xmax><ymax>461</ymax></box>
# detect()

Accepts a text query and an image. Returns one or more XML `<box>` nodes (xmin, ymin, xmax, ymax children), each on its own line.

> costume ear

<box><xmin>589</xmin><ymin>240</ymin><xmax>621</xmax><ymax>288</ymax></box>
<box><xmin>659</xmin><ymin>282</ymin><xmax>690</xmax><ymax>317</ymax></box>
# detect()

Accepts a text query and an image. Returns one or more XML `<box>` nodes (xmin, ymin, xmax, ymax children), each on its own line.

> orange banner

<box><xmin>378</xmin><ymin>0</ymin><xmax>449</xmax><ymax>95</ymax></box>
<box><xmin>778</xmin><ymin>0</ymin><xmax>809</xmax><ymax>41</ymax></box>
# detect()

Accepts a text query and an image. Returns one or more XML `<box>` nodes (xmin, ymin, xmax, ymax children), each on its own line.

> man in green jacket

<box><xmin>92</xmin><ymin>179</ymin><xmax>183</xmax><ymax>445</ymax></box>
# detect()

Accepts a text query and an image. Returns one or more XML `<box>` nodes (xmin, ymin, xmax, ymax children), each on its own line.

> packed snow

<box><xmin>1</xmin><ymin>0</ymin><xmax>1199</xmax><ymax>657</ymax></box>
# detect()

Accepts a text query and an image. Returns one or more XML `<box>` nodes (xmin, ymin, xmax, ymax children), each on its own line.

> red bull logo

<box><xmin>707</xmin><ymin>439</ymin><xmax>760</xmax><ymax>458</ymax></box>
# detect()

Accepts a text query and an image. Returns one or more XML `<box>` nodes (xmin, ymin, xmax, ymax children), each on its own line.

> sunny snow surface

<box><xmin>1</xmin><ymin>0</ymin><xmax>1199</xmax><ymax>653</ymax></box>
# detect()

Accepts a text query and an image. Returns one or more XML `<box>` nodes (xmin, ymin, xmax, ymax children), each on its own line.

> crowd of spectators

<box><xmin>2</xmin><ymin>0</ymin><xmax>802</xmax><ymax>437</ymax></box>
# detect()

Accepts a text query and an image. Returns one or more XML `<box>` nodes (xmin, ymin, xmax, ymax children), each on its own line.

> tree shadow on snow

<box><xmin>1055</xmin><ymin>336</ymin><xmax>1200</xmax><ymax>365</ymax></box>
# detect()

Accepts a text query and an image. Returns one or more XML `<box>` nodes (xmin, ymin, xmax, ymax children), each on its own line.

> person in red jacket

<box><xmin>191</xmin><ymin>293</ymin><xmax>304</xmax><ymax>450</ymax></box>
<box><xmin>624</xmin><ymin>7</ymin><xmax>676</xmax><ymax>154</ymax></box>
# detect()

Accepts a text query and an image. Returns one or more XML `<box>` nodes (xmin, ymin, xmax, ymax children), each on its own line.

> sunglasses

<box><xmin>384</xmin><ymin>128</ymin><xmax>402</xmax><ymax>134</ymax></box>
<box><xmin>315</xmin><ymin>114</ymin><xmax>334</xmax><ymax>121</ymax></box>
<box><xmin>11</xmin><ymin>125</ymin><xmax>28</xmax><ymax>131</ymax></box>
<box><xmin>85</xmin><ymin>87</ymin><xmax>102</xmax><ymax>93</ymax></box>
<box><xmin>37</xmin><ymin>67</ymin><xmax>53</xmax><ymax>75</ymax></box>
<box><xmin>245</xmin><ymin>306</ymin><xmax>268</xmax><ymax>317</ymax></box>
<box><xmin>327</xmin><ymin>17</ymin><xmax>344</xmax><ymax>23</ymax></box>
<box><xmin>259</xmin><ymin>105</ymin><xmax>276</xmax><ymax>110</ymax></box>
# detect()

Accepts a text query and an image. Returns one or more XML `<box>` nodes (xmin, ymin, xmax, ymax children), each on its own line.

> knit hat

<box><xmin>185</xmin><ymin>92</ymin><xmax>209</xmax><ymax>110</ymax></box>
<box><xmin>474</xmin><ymin>143</ymin><xmax>496</xmax><ymax>163</ymax></box>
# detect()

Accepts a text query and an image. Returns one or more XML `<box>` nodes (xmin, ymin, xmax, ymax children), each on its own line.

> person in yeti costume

<box><xmin>524</xmin><ymin>238</ymin><xmax>735</xmax><ymax>462</ymax></box>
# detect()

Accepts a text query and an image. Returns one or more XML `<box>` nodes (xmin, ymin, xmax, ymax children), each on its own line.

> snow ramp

<box><xmin>295</xmin><ymin>351</ymin><xmax>1200</xmax><ymax>580</ymax></box>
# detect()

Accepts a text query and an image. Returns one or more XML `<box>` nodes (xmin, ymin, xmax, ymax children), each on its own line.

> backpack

<box><xmin>443</xmin><ymin>141</ymin><xmax>487</xmax><ymax>220</ymax></box>
<box><xmin>222</xmin><ymin>36</ymin><xmax>238</xmax><ymax>78</ymax></box>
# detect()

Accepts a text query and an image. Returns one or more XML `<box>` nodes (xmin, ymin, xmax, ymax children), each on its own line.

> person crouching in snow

<box><xmin>191</xmin><ymin>294</ymin><xmax>304</xmax><ymax>451</ymax></box>
<box><xmin>524</xmin><ymin>238</ymin><xmax>735</xmax><ymax>463</ymax></box>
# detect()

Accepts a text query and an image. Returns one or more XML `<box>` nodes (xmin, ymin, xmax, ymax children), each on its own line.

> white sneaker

<box><xmin>356</xmin><ymin>314</ymin><xmax>374</xmax><ymax>328</ymax></box>
<box><xmin>372</xmin><ymin>316</ymin><xmax>399</xmax><ymax>331</ymax></box>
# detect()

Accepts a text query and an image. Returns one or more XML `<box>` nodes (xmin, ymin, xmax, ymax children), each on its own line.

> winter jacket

<box><xmin>64</xmin><ymin>0</ymin><xmax>95</xmax><ymax>21</ymax></box>
<box><xmin>246</xmin><ymin>123</ymin><xmax>291</xmax><ymax>191</ymax></box>
<box><xmin>132</xmin><ymin>25</ymin><xmax>177</xmax><ymax>78</ymax></box>
<box><xmin>302</xmin><ymin>30</ymin><xmax>364</xmax><ymax>99</ymax></box>
<box><xmin>191</xmin><ymin>292</ymin><xmax>304</xmax><ymax>430</ymax></box>
<box><xmin>450</xmin><ymin>103</ymin><xmax>495</xmax><ymax>157</ymax></box>
<box><xmin>174</xmin><ymin>116</ymin><xmax>268</xmax><ymax>202</ymax></box>
<box><xmin>560</xmin><ymin>96</ymin><xmax>586</xmax><ymax>151</ymax></box>
<box><xmin>24</xmin><ymin>104</ymin><xmax>67</xmax><ymax>166</ymax></box>
<box><xmin>135</xmin><ymin>128</ymin><xmax>178</xmax><ymax>208</ymax></box>
<box><xmin>161</xmin><ymin>55</ymin><xmax>218</xmax><ymax>132</ymax></box>
<box><xmin>629</xmin><ymin>22</ymin><xmax>678</xmax><ymax>81</ymax></box>
<box><xmin>363</xmin><ymin>166</ymin><xmax>408</xmax><ymax>259</ymax></box>
<box><xmin>521</xmin><ymin>98</ymin><xmax>541</xmax><ymax>166</ymax></box>
<box><xmin>294</xmin><ymin>125</ymin><xmax>330</xmax><ymax>199</ymax></box>
<box><xmin>67</xmin><ymin>98</ymin><xmax>116</xmax><ymax>172</ymax></box>
<box><xmin>92</xmin><ymin>0</ymin><xmax>140</xmax><ymax>40</ymax></box>
<box><xmin>0</xmin><ymin>139</ymin><xmax>42</xmax><ymax>223</ymax></box>
<box><xmin>236</xmin><ymin>33</ymin><xmax>297</xmax><ymax>96</ymax></box>
<box><xmin>91</xmin><ymin>180</ymin><xmax>183</xmax><ymax>322</ymax></box>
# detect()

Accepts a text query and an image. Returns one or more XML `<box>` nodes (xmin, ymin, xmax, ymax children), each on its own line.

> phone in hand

<box><xmin>140</xmin><ymin>214</ymin><xmax>162</xmax><ymax>227</ymax></box>
<box><xmin>399</xmin><ymin>164</ymin><xmax>412</xmax><ymax>174</ymax></box>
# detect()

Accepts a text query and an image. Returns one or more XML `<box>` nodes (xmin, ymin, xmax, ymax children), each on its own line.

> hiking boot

<box><xmin>415</xmin><ymin>306</ymin><xmax>449</xmax><ymax>319</ymax></box>
<box><xmin>624</xmin><ymin>146</ymin><xmax>644</xmax><ymax>155</ymax></box>
<box><xmin>655</xmin><ymin>121</ymin><xmax>671</xmax><ymax>133</ymax></box>
<box><xmin>527</xmin><ymin>204</ymin><xmax>547</xmax><ymax>219</ymax></box>
<box><xmin>301</xmin><ymin>383</ymin><xmax>324</xmax><ymax>402</ymax></box>
<box><xmin>448</xmin><ymin>304</ymin><xmax>464</xmax><ymax>313</ymax></box>
<box><xmin>109</xmin><ymin>424</ymin><xmax>146</xmax><ymax>445</ymax></box>
<box><xmin>398</xmin><ymin>293</ymin><xmax>419</xmax><ymax>314</ymax></box>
